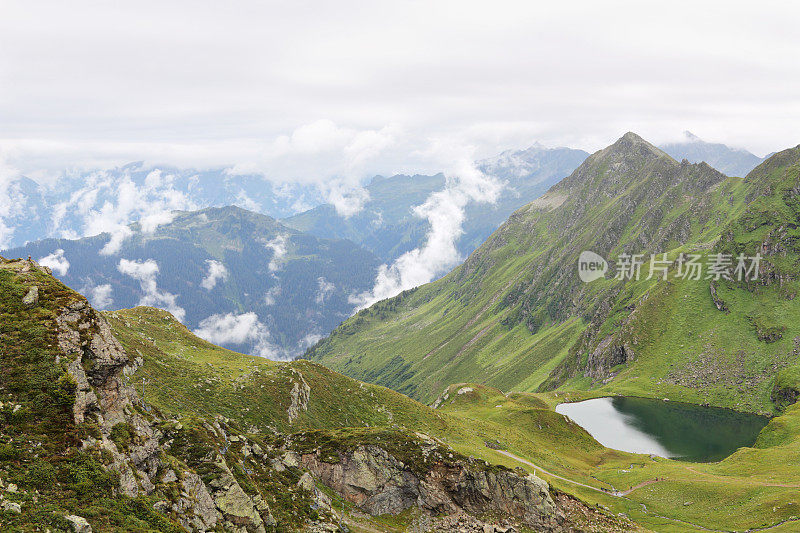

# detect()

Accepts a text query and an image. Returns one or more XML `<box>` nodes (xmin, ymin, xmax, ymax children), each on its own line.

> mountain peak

<box><xmin>682</xmin><ymin>130</ymin><xmax>702</xmax><ymax>142</ymax></box>
<box><xmin>613</xmin><ymin>132</ymin><xmax>663</xmax><ymax>152</ymax></box>
<box><xmin>589</xmin><ymin>132</ymin><xmax>671</xmax><ymax>166</ymax></box>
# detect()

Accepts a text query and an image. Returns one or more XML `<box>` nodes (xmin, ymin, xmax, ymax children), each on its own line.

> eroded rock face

<box><xmin>53</xmin><ymin>298</ymin><xmax>282</xmax><ymax>532</ymax></box>
<box><xmin>58</xmin><ymin>299</ymin><xmax>132</xmax><ymax>426</ymax></box>
<box><xmin>287</xmin><ymin>369</ymin><xmax>310</xmax><ymax>424</ymax></box>
<box><xmin>300</xmin><ymin>443</ymin><xmax>562</xmax><ymax>531</ymax></box>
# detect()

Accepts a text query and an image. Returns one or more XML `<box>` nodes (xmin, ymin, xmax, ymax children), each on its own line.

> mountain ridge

<box><xmin>306</xmin><ymin>132</ymin><xmax>796</xmax><ymax>414</ymax></box>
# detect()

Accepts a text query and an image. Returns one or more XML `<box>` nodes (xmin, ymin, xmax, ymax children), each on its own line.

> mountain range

<box><xmin>4</xmin><ymin>206</ymin><xmax>381</xmax><ymax>358</ymax></box>
<box><xmin>284</xmin><ymin>144</ymin><xmax>590</xmax><ymax>262</ymax></box>
<box><xmin>3</xmin><ymin>131</ymin><xmax>800</xmax><ymax>532</ymax></box>
<box><xmin>308</xmin><ymin>132</ymin><xmax>800</xmax><ymax>415</ymax></box>
<box><xmin>660</xmin><ymin>130</ymin><xmax>765</xmax><ymax>178</ymax></box>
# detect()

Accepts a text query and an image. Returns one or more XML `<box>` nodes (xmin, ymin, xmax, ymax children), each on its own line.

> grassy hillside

<box><xmin>308</xmin><ymin>133</ymin><xmax>795</xmax><ymax>408</ymax></box>
<box><xmin>105</xmin><ymin>306</ymin><xmax>449</xmax><ymax>436</ymax></box>
<box><xmin>105</xmin><ymin>305</ymin><xmax>800</xmax><ymax>531</ymax></box>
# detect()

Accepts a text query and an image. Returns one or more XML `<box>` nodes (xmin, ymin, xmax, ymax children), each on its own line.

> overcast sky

<box><xmin>2</xmin><ymin>0</ymin><xmax>799</xmax><ymax>182</ymax></box>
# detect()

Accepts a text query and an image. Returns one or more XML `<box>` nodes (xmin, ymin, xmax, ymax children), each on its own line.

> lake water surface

<box><xmin>555</xmin><ymin>396</ymin><xmax>769</xmax><ymax>462</ymax></box>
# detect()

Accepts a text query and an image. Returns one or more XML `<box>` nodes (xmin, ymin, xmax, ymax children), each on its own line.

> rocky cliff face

<box><xmin>293</xmin><ymin>430</ymin><xmax>568</xmax><ymax>531</ymax></box>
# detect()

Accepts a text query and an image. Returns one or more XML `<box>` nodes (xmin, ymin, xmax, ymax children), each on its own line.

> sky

<box><xmin>2</xmin><ymin>0</ymin><xmax>800</xmax><ymax>183</ymax></box>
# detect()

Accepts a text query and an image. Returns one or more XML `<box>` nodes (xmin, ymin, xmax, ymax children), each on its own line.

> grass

<box><xmin>103</xmin><ymin>303</ymin><xmax>800</xmax><ymax>532</ymax></box>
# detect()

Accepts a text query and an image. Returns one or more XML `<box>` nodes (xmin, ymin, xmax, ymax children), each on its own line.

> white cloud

<box><xmin>264</xmin><ymin>235</ymin><xmax>288</xmax><ymax>272</ymax></box>
<box><xmin>38</xmin><ymin>248</ymin><xmax>70</xmax><ymax>276</ymax></box>
<box><xmin>0</xmin><ymin>152</ymin><xmax>24</xmax><ymax>249</ymax></box>
<box><xmin>88</xmin><ymin>283</ymin><xmax>114</xmax><ymax>309</ymax></box>
<box><xmin>2</xmin><ymin>1</ymin><xmax>798</xmax><ymax>176</ymax></box>
<box><xmin>193</xmin><ymin>312</ymin><xmax>284</xmax><ymax>360</ymax></box>
<box><xmin>200</xmin><ymin>259</ymin><xmax>228</xmax><ymax>290</ymax></box>
<box><xmin>117</xmin><ymin>258</ymin><xmax>185</xmax><ymax>321</ymax></box>
<box><xmin>99</xmin><ymin>226</ymin><xmax>133</xmax><ymax>255</ymax></box>
<box><xmin>351</xmin><ymin>150</ymin><xmax>502</xmax><ymax>310</ymax></box>
<box><xmin>298</xmin><ymin>333</ymin><xmax>322</xmax><ymax>351</ymax></box>
<box><xmin>315</xmin><ymin>277</ymin><xmax>335</xmax><ymax>305</ymax></box>
<box><xmin>264</xmin><ymin>285</ymin><xmax>281</xmax><ymax>306</ymax></box>
<box><xmin>234</xmin><ymin>190</ymin><xmax>261</xmax><ymax>212</ymax></box>
<box><xmin>319</xmin><ymin>180</ymin><xmax>370</xmax><ymax>218</ymax></box>
<box><xmin>49</xmin><ymin>168</ymin><xmax>196</xmax><ymax>255</ymax></box>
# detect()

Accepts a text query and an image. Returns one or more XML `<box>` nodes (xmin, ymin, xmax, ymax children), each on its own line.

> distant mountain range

<box><xmin>308</xmin><ymin>133</ymin><xmax>800</xmax><ymax>415</ymax></box>
<box><xmin>0</xmin><ymin>164</ymin><xmax>323</xmax><ymax>250</ymax></box>
<box><xmin>659</xmin><ymin>130</ymin><xmax>764</xmax><ymax>177</ymax></box>
<box><xmin>4</xmin><ymin>206</ymin><xmax>380</xmax><ymax>358</ymax></box>
<box><xmin>1</xmin><ymin>135</ymin><xmax>773</xmax><ymax>360</ymax></box>
<box><xmin>284</xmin><ymin>145</ymin><xmax>590</xmax><ymax>262</ymax></box>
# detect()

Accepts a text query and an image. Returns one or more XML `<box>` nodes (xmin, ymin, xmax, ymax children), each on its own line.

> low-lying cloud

<box><xmin>117</xmin><ymin>258</ymin><xmax>186</xmax><ymax>321</ymax></box>
<box><xmin>315</xmin><ymin>277</ymin><xmax>335</xmax><ymax>304</ymax></box>
<box><xmin>85</xmin><ymin>283</ymin><xmax>114</xmax><ymax>310</ymax></box>
<box><xmin>51</xmin><ymin>168</ymin><xmax>196</xmax><ymax>255</ymax></box>
<box><xmin>201</xmin><ymin>259</ymin><xmax>228</xmax><ymax>290</ymax></box>
<box><xmin>193</xmin><ymin>312</ymin><xmax>284</xmax><ymax>360</ymax></box>
<box><xmin>350</xmin><ymin>154</ymin><xmax>502</xmax><ymax>310</ymax></box>
<box><xmin>264</xmin><ymin>235</ymin><xmax>288</xmax><ymax>272</ymax></box>
<box><xmin>38</xmin><ymin>248</ymin><xmax>70</xmax><ymax>276</ymax></box>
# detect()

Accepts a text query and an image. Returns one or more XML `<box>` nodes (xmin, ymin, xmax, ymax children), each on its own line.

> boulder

<box><xmin>64</xmin><ymin>514</ymin><xmax>92</xmax><ymax>532</ymax></box>
<box><xmin>2</xmin><ymin>501</ymin><xmax>21</xmax><ymax>514</ymax></box>
<box><xmin>22</xmin><ymin>286</ymin><xmax>38</xmax><ymax>308</ymax></box>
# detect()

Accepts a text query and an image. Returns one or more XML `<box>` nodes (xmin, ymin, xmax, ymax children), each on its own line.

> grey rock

<box><xmin>22</xmin><ymin>286</ymin><xmax>38</xmax><ymax>308</ymax></box>
<box><xmin>2</xmin><ymin>501</ymin><xmax>21</xmax><ymax>514</ymax></box>
<box><xmin>64</xmin><ymin>514</ymin><xmax>92</xmax><ymax>532</ymax></box>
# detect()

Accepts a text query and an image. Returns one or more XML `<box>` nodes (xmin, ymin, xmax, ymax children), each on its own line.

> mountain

<box><xmin>3</xmin><ymin>206</ymin><xmax>380</xmax><ymax>358</ymax></box>
<box><xmin>0</xmin><ymin>145</ymin><xmax>587</xmax><ymax>254</ymax></box>
<box><xmin>660</xmin><ymin>130</ymin><xmax>764</xmax><ymax>177</ymax></box>
<box><xmin>307</xmin><ymin>133</ymin><xmax>800</xmax><ymax>414</ymax></box>
<box><xmin>284</xmin><ymin>145</ymin><xmax>589</xmax><ymax>262</ymax></box>
<box><xmin>0</xmin><ymin>256</ymin><xmax>629</xmax><ymax>532</ymax></box>
<box><xmin>0</xmin><ymin>164</ymin><xmax>323</xmax><ymax>250</ymax></box>
<box><xmin>0</xmin><ymin>175</ymin><xmax>51</xmax><ymax>249</ymax></box>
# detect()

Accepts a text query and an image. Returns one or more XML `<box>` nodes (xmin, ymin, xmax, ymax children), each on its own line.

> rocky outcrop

<box><xmin>57</xmin><ymin>299</ymin><xmax>132</xmax><ymax>426</ymax></box>
<box><xmin>53</xmin><ymin>295</ymin><xmax>283</xmax><ymax>532</ymax></box>
<box><xmin>287</xmin><ymin>368</ymin><xmax>310</xmax><ymax>424</ymax></box>
<box><xmin>298</xmin><ymin>436</ymin><xmax>563</xmax><ymax>531</ymax></box>
<box><xmin>22</xmin><ymin>285</ymin><xmax>38</xmax><ymax>308</ymax></box>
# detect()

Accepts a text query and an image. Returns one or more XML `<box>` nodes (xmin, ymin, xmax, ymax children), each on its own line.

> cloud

<box><xmin>350</xmin><ymin>150</ymin><xmax>502</xmax><ymax>310</ymax></box>
<box><xmin>50</xmin><ymin>168</ymin><xmax>197</xmax><ymax>255</ymax></box>
<box><xmin>315</xmin><ymin>277</ymin><xmax>335</xmax><ymax>305</ymax></box>
<box><xmin>319</xmin><ymin>180</ymin><xmax>370</xmax><ymax>218</ymax></box>
<box><xmin>264</xmin><ymin>235</ymin><xmax>288</xmax><ymax>271</ymax></box>
<box><xmin>0</xmin><ymin>152</ymin><xmax>24</xmax><ymax>249</ymax></box>
<box><xmin>200</xmin><ymin>259</ymin><xmax>228</xmax><ymax>290</ymax></box>
<box><xmin>298</xmin><ymin>333</ymin><xmax>323</xmax><ymax>351</ymax></box>
<box><xmin>264</xmin><ymin>285</ymin><xmax>281</xmax><ymax>306</ymax></box>
<box><xmin>234</xmin><ymin>190</ymin><xmax>261</xmax><ymax>212</ymax></box>
<box><xmin>99</xmin><ymin>226</ymin><xmax>133</xmax><ymax>255</ymax></box>
<box><xmin>117</xmin><ymin>258</ymin><xmax>185</xmax><ymax>321</ymax></box>
<box><xmin>193</xmin><ymin>312</ymin><xmax>284</xmax><ymax>360</ymax></box>
<box><xmin>86</xmin><ymin>283</ymin><xmax>114</xmax><ymax>309</ymax></box>
<box><xmin>38</xmin><ymin>248</ymin><xmax>70</xmax><ymax>275</ymax></box>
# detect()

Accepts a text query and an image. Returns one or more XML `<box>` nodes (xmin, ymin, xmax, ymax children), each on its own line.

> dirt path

<box><xmin>494</xmin><ymin>449</ymin><xmax>637</xmax><ymax>496</ymax></box>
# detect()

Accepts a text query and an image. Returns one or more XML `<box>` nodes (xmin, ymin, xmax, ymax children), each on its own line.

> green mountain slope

<box><xmin>307</xmin><ymin>133</ymin><xmax>800</xmax><ymax>413</ymax></box>
<box><xmin>10</xmin><ymin>253</ymin><xmax>800</xmax><ymax>531</ymax></box>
